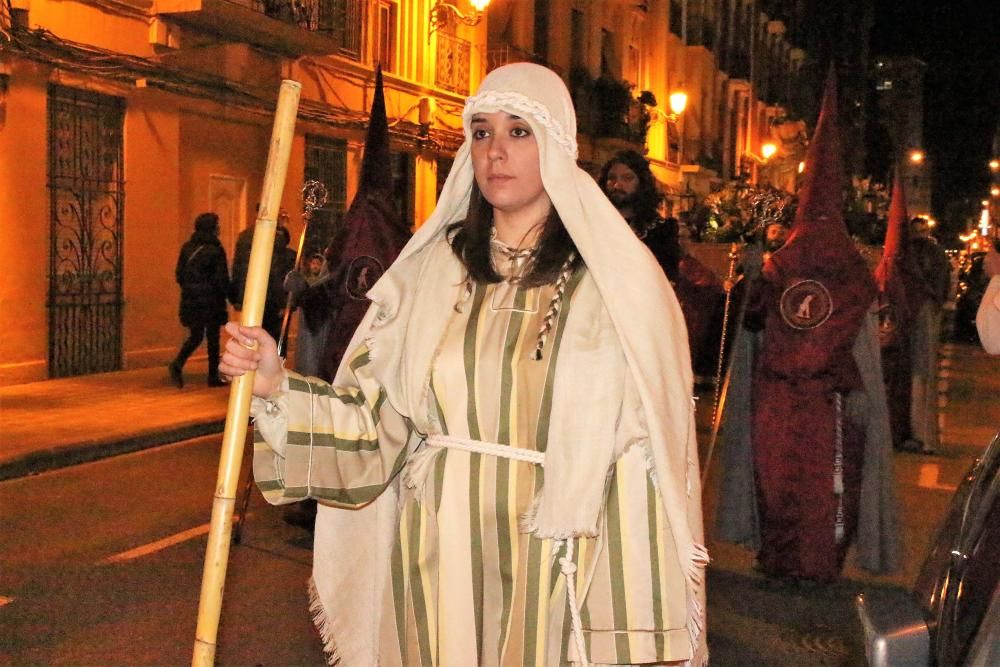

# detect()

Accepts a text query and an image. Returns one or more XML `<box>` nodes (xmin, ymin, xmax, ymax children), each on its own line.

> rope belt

<box><xmin>425</xmin><ymin>434</ymin><xmax>546</xmax><ymax>465</ymax></box>
<box><xmin>424</xmin><ymin>434</ymin><xmax>590</xmax><ymax>666</ymax></box>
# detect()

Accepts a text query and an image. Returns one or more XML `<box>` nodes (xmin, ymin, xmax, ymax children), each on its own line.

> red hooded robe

<box><xmin>321</xmin><ymin>66</ymin><xmax>412</xmax><ymax>380</ymax></box>
<box><xmin>749</xmin><ymin>70</ymin><xmax>877</xmax><ymax>581</ymax></box>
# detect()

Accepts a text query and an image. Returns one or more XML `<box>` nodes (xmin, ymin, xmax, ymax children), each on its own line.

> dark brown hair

<box><xmin>598</xmin><ymin>149</ymin><xmax>662</xmax><ymax>227</ymax></box>
<box><xmin>446</xmin><ymin>181</ymin><xmax>582</xmax><ymax>287</ymax></box>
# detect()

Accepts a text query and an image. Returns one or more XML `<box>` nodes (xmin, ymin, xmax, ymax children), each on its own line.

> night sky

<box><xmin>872</xmin><ymin>0</ymin><xmax>1000</xmax><ymax>223</ymax></box>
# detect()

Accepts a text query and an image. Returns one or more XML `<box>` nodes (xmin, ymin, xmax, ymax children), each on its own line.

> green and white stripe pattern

<box><xmin>253</xmin><ymin>264</ymin><xmax>691</xmax><ymax>665</ymax></box>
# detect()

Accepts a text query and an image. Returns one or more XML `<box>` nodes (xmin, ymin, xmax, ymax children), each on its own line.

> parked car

<box><xmin>953</xmin><ymin>251</ymin><xmax>988</xmax><ymax>344</ymax></box>
<box><xmin>856</xmin><ymin>431</ymin><xmax>1000</xmax><ymax>665</ymax></box>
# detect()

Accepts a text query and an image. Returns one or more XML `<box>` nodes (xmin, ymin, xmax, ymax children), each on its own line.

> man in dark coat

<box><xmin>905</xmin><ymin>215</ymin><xmax>951</xmax><ymax>453</ymax></box>
<box><xmin>169</xmin><ymin>212</ymin><xmax>230</xmax><ymax>388</ymax></box>
<box><xmin>599</xmin><ymin>149</ymin><xmax>681</xmax><ymax>282</ymax></box>
<box><xmin>599</xmin><ymin>149</ymin><xmax>725</xmax><ymax>376</ymax></box>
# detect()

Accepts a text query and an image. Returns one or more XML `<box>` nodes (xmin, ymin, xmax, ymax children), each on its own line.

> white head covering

<box><xmin>314</xmin><ymin>63</ymin><xmax>707</xmax><ymax>665</ymax></box>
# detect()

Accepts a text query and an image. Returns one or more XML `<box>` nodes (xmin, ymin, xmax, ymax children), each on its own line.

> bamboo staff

<box><xmin>192</xmin><ymin>79</ymin><xmax>301</xmax><ymax>666</ymax></box>
<box><xmin>231</xmin><ymin>180</ymin><xmax>328</xmax><ymax>546</ymax></box>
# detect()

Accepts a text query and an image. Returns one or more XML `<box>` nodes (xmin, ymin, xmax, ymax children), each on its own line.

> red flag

<box><xmin>321</xmin><ymin>65</ymin><xmax>411</xmax><ymax>380</ymax></box>
<box><xmin>875</xmin><ymin>171</ymin><xmax>920</xmax><ymax>345</ymax></box>
<box><xmin>874</xmin><ymin>171</ymin><xmax>920</xmax><ymax>446</ymax></box>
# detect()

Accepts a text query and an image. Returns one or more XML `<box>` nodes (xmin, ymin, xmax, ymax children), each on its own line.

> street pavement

<box><xmin>3</xmin><ymin>341</ymin><xmax>999</xmax><ymax>526</ymax></box>
<box><xmin>2</xmin><ymin>339</ymin><xmax>999</xmax><ymax>622</ymax></box>
<box><xmin>0</xmin><ymin>359</ymin><xmax>228</xmax><ymax>481</ymax></box>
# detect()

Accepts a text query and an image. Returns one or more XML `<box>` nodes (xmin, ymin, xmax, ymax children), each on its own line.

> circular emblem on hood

<box><xmin>345</xmin><ymin>256</ymin><xmax>384</xmax><ymax>300</ymax></box>
<box><xmin>780</xmin><ymin>279</ymin><xmax>833</xmax><ymax>330</ymax></box>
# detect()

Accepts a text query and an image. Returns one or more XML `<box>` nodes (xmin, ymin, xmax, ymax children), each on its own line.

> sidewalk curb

<box><xmin>0</xmin><ymin>420</ymin><xmax>225</xmax><ymax>482</ymax></box>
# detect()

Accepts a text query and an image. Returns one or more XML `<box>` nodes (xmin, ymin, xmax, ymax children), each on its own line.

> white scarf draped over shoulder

<box><xmin>313</xmin><ymin>62</ymin><xmax>708</xmax><ymax>666</ymax></box>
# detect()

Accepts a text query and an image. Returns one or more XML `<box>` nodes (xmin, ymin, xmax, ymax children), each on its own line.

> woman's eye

<box><xmin>472</xmin><ymin>128</ymin><xmax>490</xmax><ymax>140</ymax></box>
<box><xmin>511</xmin><ymin>126</ymin><xmax>531</xmax><ymax>138</ymax></box>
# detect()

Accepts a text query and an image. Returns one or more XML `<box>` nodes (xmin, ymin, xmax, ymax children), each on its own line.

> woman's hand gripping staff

<box><xmin>219</xmin><ymin>321</ymin><xmax>285</xmax><ymax>400</ymax></box>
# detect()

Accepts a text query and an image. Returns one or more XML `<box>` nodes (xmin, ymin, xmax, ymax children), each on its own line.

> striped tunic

<box><xmin>252</xmin><ymin>249</ymin><xmax>689</xmax><ymax>666</ymax></box>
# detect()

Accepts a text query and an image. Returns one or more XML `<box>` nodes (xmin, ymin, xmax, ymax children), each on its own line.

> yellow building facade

<box><xmin>485</xmin><ymin>0</ymin><xmax>810</xmax><ymax>199</ymax></box>
<box><xmin>0</xmin><ymin>0</ymin><xmax>484</xmax><ymax>384</ymax></box>
<box><xmin>0</xmin><ymin>0</ymin><xmax>811</xmax><ymax>384</ymax></box>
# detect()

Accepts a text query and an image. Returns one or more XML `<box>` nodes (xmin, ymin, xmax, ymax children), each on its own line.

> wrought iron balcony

<box><xmin>157</xmin><ymin>0</ymin><xmax>362</xmax><ymax>57</ymax></box>
<box><xmin>570</xmin><ymin>70</ymin><xmax>650</xmax><ymax>145</ymax></box>
<box><xmin>435</xmin><ymin>31</ymin><xmax>471</xmax><ymax>94</ymax></box>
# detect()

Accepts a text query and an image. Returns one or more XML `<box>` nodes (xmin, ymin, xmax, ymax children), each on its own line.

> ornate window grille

<box><xmin>46</xmin><ymin>85</ymin><xmax>125</xmax><ymax>377</ymax></box>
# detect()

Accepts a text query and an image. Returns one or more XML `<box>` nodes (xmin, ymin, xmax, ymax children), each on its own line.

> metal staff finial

<box><xmin>302</xmin><ymin>179</ymin><xmax>329</xmax><ymax>214</ymax></box>
<box><xmin>275</xmin><ymin>179</ymin><xmax>330</xmax><ymax>356</ymax></box>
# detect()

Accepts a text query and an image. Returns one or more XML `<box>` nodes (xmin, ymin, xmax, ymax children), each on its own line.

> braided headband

<box><xmin>463</xmin><ymin>90</ymin><xmax>579</xmax><ymax>160</ymax></box>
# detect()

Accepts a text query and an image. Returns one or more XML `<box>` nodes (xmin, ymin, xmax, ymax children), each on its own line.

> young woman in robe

<box><xmin>220</xmin><ymin>63</ymin><xmax>707</xmax><ymax>667</ymax></box>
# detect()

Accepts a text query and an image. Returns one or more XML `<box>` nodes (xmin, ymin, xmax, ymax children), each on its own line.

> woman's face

<box><xmin>469</xmin><ymin>111</ymin><xmax>551</xmax><ymax>223</ymax></box>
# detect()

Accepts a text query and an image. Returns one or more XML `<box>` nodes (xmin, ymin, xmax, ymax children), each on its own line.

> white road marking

<box><xmin>0</xmin><ymin>595</ymin><xmax>14</xmax><ymax>607</ymax></box>
<box><xmin>100</xmin><ymin>523</ymin><xmax>211</xmax><ymax>564</ymax></box>
<box><xmin>918</xmin><ymin>463</ymin><xmax>957</xmax><ymax>492</ymax></box>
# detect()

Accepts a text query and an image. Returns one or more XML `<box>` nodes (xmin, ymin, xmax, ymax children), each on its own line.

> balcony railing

<box><xmin>252</xmin><ymin>0</ymin><xmax>361</xmax><ymax>56</ymax></box>
<box><xmin>253</xmin><ymin>0</ymin><xmax>325</xmax><ymax>32</ymax></box>
<box><xmin>570</xmin><ymin>70</ymin><xmax>650</xmax><ymax>144</ymax></box>
<box><xmin>486</xmin><ymin>43</ymin><xmax>563</xmax><ymax>76</ymax></box>
<box><xmin>436</xmin><ymin>32</ymin><xmax>471</xmax><ymax>94</ymax></box>
<box><xmin>157</xmin><ymin>0</ymin><xmax>362</xmax><ymax>56</ymax></box>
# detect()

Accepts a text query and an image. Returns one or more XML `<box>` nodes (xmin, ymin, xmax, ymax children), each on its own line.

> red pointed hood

<box><xmin>770</xmin><ymin>67</ymin><xmax>858</xmax><ymax>275</ymax></box>
<box><xmin>756</xmin><ymin>67</ymin><xmax>877</xmax><ymax>388</ymax></box>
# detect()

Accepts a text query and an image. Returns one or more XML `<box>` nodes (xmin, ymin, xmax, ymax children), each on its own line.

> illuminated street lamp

<box><xmin>667</xmin><ymin>88</ymin><xmax>687</xmax><ymax>121</ymax></box>
<box><xmin>990</xmin><ymin>159</ymin><xmax>1000</xmax><ymax>172</ymax></box>
<box><xmin>909</xmin><ymin>149</ymin><xmax>925</xmax><ymax>164</ymax></box>
<box><xmin>983</xmin><ymin>200</ymin><xmax>991</xmax><ymax>208</ymax></box>
<box><xmin>797</xmin><ymin>160</ymin><xmax>805</xmax><ymax>174</ymax></box>
<box><xmin>429</xmin><ymin>0</ymin><xmax>490</xmax><ymax>38</ymax></box>
<box><xmin>992</xmin><ymin>186</ymin><xmax>1000</xmax><ymax>197</ymax></box>
<box><xmin>761</xmin><ymin>142</ymin><xmax>777</xmax><ymax>160</ymax></box>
